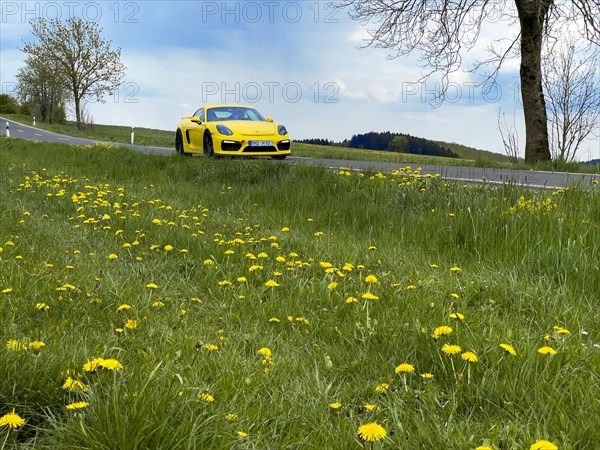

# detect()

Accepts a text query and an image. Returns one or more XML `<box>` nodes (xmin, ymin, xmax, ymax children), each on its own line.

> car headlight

<box><xmin>216</xmin><ymin>124</ymin><xmax>233</xmax><ymax>136</ymax></box>
<box><xmin>278</xmin><ymin>125</ymin><xmax>288</xmax><ymax>136</ymax></box>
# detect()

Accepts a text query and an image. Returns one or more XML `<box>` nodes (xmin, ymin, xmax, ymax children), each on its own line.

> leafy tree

<box><xmin>0</xmin><ymin>94</ymin><xmax>19</xmax><ymax>114</ymax></box>
<box><xmin>338</xmin><ymin>0</ymin><xmax>600</xmax><ymax>163</ymax></box>
<box><xmin>16</xmin><ymin>57</ymin><xmax>66</xmax><ymax>123</ymax></box>
<box><xmin>22</xmin><ymin>17</ymin><xmax>125</xmax><ymax>129</ymax></box>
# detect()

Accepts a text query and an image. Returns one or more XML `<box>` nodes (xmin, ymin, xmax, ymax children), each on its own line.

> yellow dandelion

<box><xmin>36</xmin><ymin>303</ymin><xmax>49</xmax><ymax>311</ymax></box>
<box><xmin>199</xmin><ymin>393</ymin><xmax>214</xmax><ymax>402</ymax></box>
<box><xmin>237</xmin><ymin>431</ymin><xmax>248</xmax><ymax>437</ymax></box>
<box><xmin>268</xmin><ymin>317</ymin><xmax>281</xmax><ymax>323</ymax></box>
<box><xmin>66</xmin><ymin>401</ymin><xmax>89</xmax><ymax>410</ymax></box>
<box><xmin>365</xmin><ymin>274</ymin><xmax>378</xmax><ymax>284</ymax></box>
<box><xmin>449</xmin><ymin>312</ymin><xmax>465</xmax><ymax>320</ymax></box>
<box><xmin>117</xmin><ymin>304</ymin><xmax>132</xmax><ymax>312</ymax></box>
<box><xmin>442</xmin><ymin>344</ymin><xmax>462</xmax><ymax>355</ymax></box>
<box><xmin>0</xmin><ymin>409</ymin><xmax>25</xmax><ymax>429</ymax></box>
<box><xmin>363</xmin><ymin>403</ymin><xmax>378</xmax><ymax>411</ymax></box>
<box><xmin>152</xmin><ymin>301</ymin><xmax>165</xmax><ymax>308</ymax></box>
<box><xmin>265</xmin><ymin>280</ymin><xmax>280</xmax><ymax>287</ymax></box>
<box><xmin>124</xmin><ymin>319</ymin><xmax>137</xmax><ymax>330</ymax></box>
<box><xmin>450</xmin><ymin>266</ymin><xmax>462</xmax><ymax>272</ymax></box>
<box><xmin>146</xmin><ymin>283</ymin><xmax>159</xmax><ymax>289</ymax></box>
<box><xmin>108</xmin><ymin>253</ymin><xmax>118</xmax><ymax>260</ymax></box>
<box><xmin>499</xmin><ymin>343</ymin><xmax>517</xmax><ymax>356</ymax></box>
<box><xmin>538</xmin><ymin>346</ymin><xmax>557</xmax><ymax>356</ymax></box>
<box><xmin>357</xmin><ymin>422</ymin><xmax>386</xmax><ymax>442</ymax></box>
<box><xmin>62</xmin><ymin>377</ymin><xmax>87</xmax><ymax>392</ymax></box>
<box><xmin>2</xmin><ymin>288</ymin><xmax>13</xmax><ymax>294</ymax></box>
<box><xmin>203</xmin><ymin>344</ymin><xmax>219</xmax><ymax>351</ymax></box>
<box><xmin>225</xmin><ymin>413</ymin><xmax>238</xmax><ymax>422</ymax></box>
<box><xmin>375</xmin><ymin>383</ymin><xmax>389</xmax><ymax>393</ymax></box>
<box><xmin>327</xmin><ymin>281</ymin><xmax>338</xmax><ymax>289</ymax></box>
<box><xmin>395</xmin><ymin>363</ymin><xmax>415</xmax><ymax>373</ymax></box>
<box><xmin>361</xmin><ymin>292</ymin><xmax>379</xmax><ymax>300</ymax></box>
<box><xmin>432</xmin><ymin>326</ymin><xmax>453</xmax><ymax>339</ymax></box>
<box><xmin>476</xmin><ymin>447</ymin><xmax>493</xmax><ymax>450</ymax></box>
<box><xmin>329</xmin><ymin>402</ymin><xmax>342</xmax><ymax>410</ymax></box>
<box><xmin>99</xmin><ymin>358</ymin><xmax>123</xmax><ymax>371</ymax></box>
<box><xmin>29</xmin><ymin>341</ymin><xmax>45</xmax><ymax>354</ymax></box>
<box><xmin>164</xmin><ymin>245</ymin><xmax>174</xmax><ymax>251</ymax></box>
<box><xmin>530</xmin><ymin>440</ymin><xmax>558</xmax><ymax>450</ymax></box>
<box><xmin>345</xmin><ymin>296</ymin><xmax>358</xmax><ymax>303</ymax></box>
<box><xmin>420</xmin><ymin>373</ymin><xmax>434</xmax><ymax>380</ymax></box>
<box><xmin>461</xmin><ymin>351</ymin><xmax>478</xmax><ymax>363</ymax></box>
<box><xmin>203</xmin><ymin>259</ymin><xmax>214</xmax><ymax>265</ymax></box>
<box><xmin>83</xmin><ymin>357</ymin><xmax>104</xmax><ymax>372</ymax></box>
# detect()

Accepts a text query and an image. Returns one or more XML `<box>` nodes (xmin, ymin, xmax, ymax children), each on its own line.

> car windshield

<box><xmin>206</xmin><ymin>107</ymin><xmax>266</xmax><ymax>122</ymax></box>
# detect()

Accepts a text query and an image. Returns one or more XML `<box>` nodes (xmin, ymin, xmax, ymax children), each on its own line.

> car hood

<box><xmin>224</xmin><ymin>121</ymin><xmax>278</xmax><ymax>136</ymax></box>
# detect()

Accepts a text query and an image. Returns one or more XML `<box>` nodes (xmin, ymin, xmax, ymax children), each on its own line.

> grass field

<box><xmin>1</xmin><ymin>136</ymin><xmax>599</xmax><ymax>449</ymax></box>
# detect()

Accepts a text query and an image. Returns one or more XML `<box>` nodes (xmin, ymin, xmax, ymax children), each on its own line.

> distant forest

<box><xmin>299</xmin><ymin>132</ymin><xmax>459</xmax><ymax>158</ymax></box>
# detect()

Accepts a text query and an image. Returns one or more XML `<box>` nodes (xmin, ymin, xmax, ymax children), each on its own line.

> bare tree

<box><xmin>22</xmin><ymin>17</ymin><xmax>125</xmax><ymax>130</ymax></box>
<box><xmin>543</xmin><ymin>39</ymin><xmax>600</xmax><ymax>162</ymax></box>
<box><xmin>337</xmin><ymin>0</ymin><xmax>600</xmax><ymax>163</ymax></box>
<box><xmin>498</xmin><ymin>108</ymin><xmax>521</xmax><ymax>163</ymax></box>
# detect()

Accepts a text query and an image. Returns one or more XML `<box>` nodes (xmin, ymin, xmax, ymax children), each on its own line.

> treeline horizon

<box><xmin>299</xmin><ymin>132</ymin><xmax>459</xmax><ymax>158</ymax></box>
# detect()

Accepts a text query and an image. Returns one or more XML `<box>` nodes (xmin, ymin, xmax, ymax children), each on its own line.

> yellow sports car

<box><xmin>175</xmin><ymin>104</ymin><xmax>291</xmax><ymax>159</ymax></box>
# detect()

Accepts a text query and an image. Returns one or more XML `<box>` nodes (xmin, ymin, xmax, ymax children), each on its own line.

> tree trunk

<box><xmin>515</xmin><ymin>0</ymin><xmax>552</xmax><ymax>163</ymax></box>
<box><xmin>74</xmin><ymin>95</ymin><xmax>82</xmax><ymax>130</ymax></box>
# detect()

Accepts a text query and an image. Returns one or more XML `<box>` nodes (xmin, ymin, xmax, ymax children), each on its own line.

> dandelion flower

<box><xmin>327</xmin><ymin>281</ymin><xmax>338</xmax><ymax>289</ymax></box>
<box><xmin>225</xmin><ymin>413</ymin><xmax>238</xmax><ymax>422</ymax></box>
<box><xmin>329</xmin><ymin>402</ymin><xmax>342</xmax><ymax>410</ymax></box>
<box><xmin>375</xmin><ymin>383</ymin><xmax>389</xmax><ymax>393</ymax></box>
<box><xmin>432</xmin><ymin>326</ymin><xmax>453</xmax><ymax>339</ymax></box>
<box><xmin>476</xmin><ymin>447</ymin><xmax>493</xmax><ymax>450</ymax></box>
<box><xmin>538</xmin><ymin>346</ymin><xmax>557</xmax><ymax>356</ymax></box>
<box><xmin>499</xmin><ymin>343</ymin><xmax>517</xmax><ymax>356</ymax></box>
<box><xmin>83</xmin><ymin>357</ymin><xmax>104</xmax><ymax>372</ymax></box>
<box><xmin>361</xmin><ymin>292</ymin><xmax>379</xmax><ymax>300</ymax></box>
<box><xmin>199</xmin><ymin>393</ymin><xmax>214</xmax><ymax>402</ymax></box>
<box><xmin>99</xmin><ymin>358</ymin><xmax>123</xmax><ymax>371</ymax></box>
<box><xmin>442</xmin><ymin>344</ymin><xmax>462</xmax><ymax>355</ymax></box>
<box><xmin>108</xmin><ymin>253</ymin><xmax>118</xmax><ymax>260</ymax></box>
<box><xmin>365</xmin><ymin>274</ymin><xmax>378</xmax><ymax>284</ymax></box>
<box><xmin>530</xmin><ymin>440</ymin><xmax>558</xmax><ymax>450</ymax></box>
<box><xmin>268</xmin><ymin>317</ymin><xmax>281</xmax><ymax>323</ymax></box>
<box><xmin>420</xmin><ymin>373</ymin><xmax>434</xmax><ymax>380</ymax></box>
<box><xmin>117</xmin><ymin>304</ymin><xmax>131</xmax><ymax>312</ymax></box>
<box><xmin>6</xmin><ymin>340</ymin><xmax>27</xmax><ymax>351</ymax></box>
<box><xmin>2</xmin><ymin>288</ymin><xmax>13</xmax><ymax>294</ymax></box>
<box><xmin>395</xmin><ymin>363</ymin><xmax>415</xmax><ymax>373</ymax></box>
<box><xmin>461</xmin><ymin>351</ymin><xmax>478</xmax><ymax>363</ymax></box>
<box><xmin>265</xmin><ymin>280</ymin><xmax>280</xmax><ymax>287</ymax></box>
<box><xmin>66</xmin><ymin>401</ymin><xmax>89</xmax><ymax>410</ymax></box>
<box><xmin>124</xmin><ymin>319</ymin><xmax>137</xmax><ymax>329</ymax></box>
<box><xmin>203</xmin><ymin>259</ymin><xmax>214</xmax><ymax>265</ymax></box>
<box><xmin>345</xmin><ymin>296</ymin><xmax>358</xmax><ymax>303</ymax></box>
<box><xmin>237</xmin><ymin>431</ymin><xmax>248</xmax><ymax>437</ymax></box>
<box><xmin>450</xmin><ymin>266</ymin><xmax>462</xmax><ymax>272</ymax></box>
<box><xmin>0</xmin><ymin>409</ymin><xmax>25</xmax><ymax>429</ymax></box>
<box><xmin>36</xmin><ymin>303</ymin><xmax>49</xmax><ymax>311</ymax></box>
<box><xmin>364</xmin><ymin>403</ymin><xmax>378</xmax><ymax>411</ymax></box>
<box><xmin>29</xmin><ymin>341</ymin><xmax>45</xmax><ymax>354</ymax></box>
<box><xmin>450</xmin><ymin>312</ymin><xmax>465</xmax><ymax>320</ymax></box>
<box><xmin>164</xmin><ymin>245</ymin><xmax>174</xmax><ymax>251</ymax></box>
<box><xmin>357</xmin><ymin>422</ymin><xmax>387</xmax><ymax>442</ymax></box>
<box><xmin>203</xmin><ymin>344</ymin><xmax>219</xmax><ymax>351</ymax></box>
<box><xmin>146</xmin><ymin>283</ymin><xmax>159</xmax><ymax>289</ymax></box>
<box><xmin>62</xmin><ymin>377</ymin><xmax>87</xmax><ymax>392</ymax></box>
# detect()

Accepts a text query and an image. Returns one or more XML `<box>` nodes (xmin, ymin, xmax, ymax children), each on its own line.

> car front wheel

<box><xmin>204</xmin><ymin>133</ymin><xmax>215</xmax><ymax>157</ymax></box>
<box><xmin>175</xmin><ymin>131</ymin><xmax>185</xmax><ymax>155</ymax></box>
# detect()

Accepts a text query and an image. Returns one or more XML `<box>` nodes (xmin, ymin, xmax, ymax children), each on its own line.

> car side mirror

<box><xmin>191</xmin><ymin>116</ymin><xmax>202</xmax><ymax>124</ymax></box>
<box><xmin>267</xmin><ymin>117</ymin><xmax>274</xmax><ymax>122</ymax></box>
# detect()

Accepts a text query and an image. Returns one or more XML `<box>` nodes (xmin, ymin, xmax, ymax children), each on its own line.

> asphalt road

<box><xmin>2</xmin><ymin>117</ymin><xmax>598</xmax><ymax>189</ymax></box>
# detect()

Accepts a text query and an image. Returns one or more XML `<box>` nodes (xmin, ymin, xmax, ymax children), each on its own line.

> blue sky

<box><xmin>1</xmin><ymin>1</ymin><xmax>598</xmax><ymax>159</ymax></box>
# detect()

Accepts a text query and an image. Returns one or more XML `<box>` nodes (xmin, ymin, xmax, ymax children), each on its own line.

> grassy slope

<box><xmin>1</xmin><ymin>137</ymin><xmax>599</xmax><ymax>449</ymax></box>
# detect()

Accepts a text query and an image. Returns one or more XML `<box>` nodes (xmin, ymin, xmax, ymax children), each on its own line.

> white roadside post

<box><xmin>33</xmin><ymin>116</ymin><xmax>36</xmax><ymax>126</ymax></box>
<box><xmin>131</xmin><ymin>126</ymin><xmax>134</xmax><ymax>144</ymax></box>
<box><xmin>5</xmin><ymin>122</ymin><xmax>9</xmax><ymax>137</ymax></box>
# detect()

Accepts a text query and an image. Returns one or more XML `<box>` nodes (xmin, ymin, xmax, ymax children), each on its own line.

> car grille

<box><xmin>221</xmin><ymin>141</ymin><xmax>242</xmax><ymax>151</ymax></box>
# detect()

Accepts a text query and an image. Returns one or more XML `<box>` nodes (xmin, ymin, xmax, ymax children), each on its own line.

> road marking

<box><xmin>17</xmin><ymin>130</ymin><xmax>23</xmax><ymax>132</ymax></box>
<box><xmin>34</xmin><ymin>133</ymin><xmax>42</xmax><ymax>136</ymax></box>
<box><xmin>58</xmin><ymin>137</ymin><xmax>70</xmax><ymax>141</ymax></box>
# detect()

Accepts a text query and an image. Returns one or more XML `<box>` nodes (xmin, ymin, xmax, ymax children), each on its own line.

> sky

<box><xmin>1</xmin><ymin>0</ymin><xmax>598</xmax><ymax>160</ymax></box>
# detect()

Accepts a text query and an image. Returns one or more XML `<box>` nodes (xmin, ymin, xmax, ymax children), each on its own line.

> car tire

<box><xmin>175</xmin><ymin>130</ymin><xmax>185</xmax><ymax>155</ymax></box>
<box><xmin>204</xmin><ymin>133</ymin><xmax>215</xmax><ymax>157</ymax></box>
<box><xmin>271</xmin><ymin>155</ymin><xmax>287</xmax><ymax>160</ymax></box>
